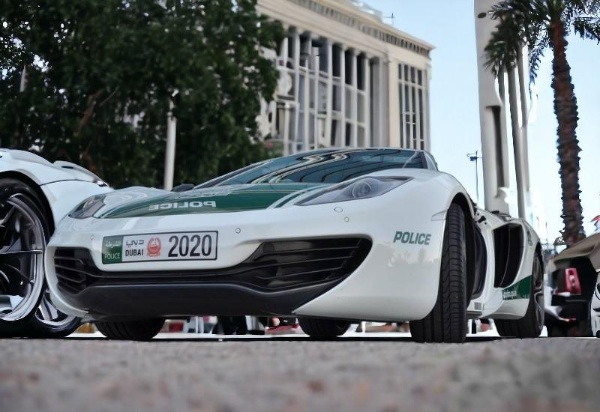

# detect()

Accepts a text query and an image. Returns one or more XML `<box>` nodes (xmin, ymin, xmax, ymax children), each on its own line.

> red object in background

<box><xmin>592</xmin><ymin>215</ymin><xmax>600</xmax><ymax>233</ymax></box>
<box><xmin>556</xmin><ymin>268</ymin><xmax>582</xmax><ymax>295</ymax></box>
<box><xmin>168</xmin><ymin>320</ymin><xmax>184</xmax><ymax>332</ymax></box>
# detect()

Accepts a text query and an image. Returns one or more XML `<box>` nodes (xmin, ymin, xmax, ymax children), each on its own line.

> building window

<box><xmin>398</xmin><ymin>63</ymin><xmax>427</xmax><ymax>150</ymax></box>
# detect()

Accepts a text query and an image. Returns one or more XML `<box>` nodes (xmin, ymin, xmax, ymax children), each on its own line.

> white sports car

<box><xmin>44</xmin><ymin>148</ymin><xmax>544</xmax><ymax>342</ymax></box>
<box><xmin>0</xmin><ymin>149</ymin><xmax>111</xmax><ymax>337</ymax></box>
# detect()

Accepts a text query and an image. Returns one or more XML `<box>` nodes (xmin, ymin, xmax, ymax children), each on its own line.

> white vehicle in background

<box><xmin>0</xmin><ymin>149</ymin><xmax>111</xmax><ymax>337</ymax></box>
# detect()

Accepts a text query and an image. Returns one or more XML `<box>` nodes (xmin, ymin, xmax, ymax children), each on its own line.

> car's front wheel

<box><xmin>495</xmin><ymin>254</ymin><xmax>545</xmax><ymax>338</ymax></box>
<box><xmin>298</xmin><ymin>317</ymin><xmax>349</xmax><ymax>339</ymax></box>
<box><xmin>410</xmin><ymin>203</ymin><xmax>467</xmax><ymax>343</ymax></box>
<box><xmin>0</xmin><ymin>179</ymin><xmax>49</xmax><ymax>335</ymax></box>
<box><xmin>95</xmin><ymin>318</ymin><xmax>165</xmax><ymax>341</ymax></box>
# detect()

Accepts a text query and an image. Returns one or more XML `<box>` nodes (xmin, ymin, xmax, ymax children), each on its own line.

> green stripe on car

<box><xmin>100</xmin><ymin>183</ymin><xmax>323</xmax><ymax>218</ymax></box>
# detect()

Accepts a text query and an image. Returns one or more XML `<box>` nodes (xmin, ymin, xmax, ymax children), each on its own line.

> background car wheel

<box><xmin>410</xmin><ymin>203</ymin><xmax>467</xmax><ymax>343</ymax></box>
<box><xmin>547</xmin><ymin>322</ymin><xmax>568</xmax><ymax>337</ymax></box>
<box><xmin>95</xmin><ymin>318</ymin><xmax>165</xmax><ymax>341</ymax></box>
<box><xmin>24</xmin><ymin>289</ymin><xmax>82</xmax><ymax>338</ymax></box>
<box><xmin>495</xmin><ymin>254</ymin><xmax>545</xmax><ymax>338</ymax></box>
<box><xmin>0</xmin><ymin>178</ymin><xmax>49</xmax><ymax>335</ymax></box>
<box><xmin>298</xmin><ymin>318</ymin><xmax>349</xmax><ymax>339</ymax></box>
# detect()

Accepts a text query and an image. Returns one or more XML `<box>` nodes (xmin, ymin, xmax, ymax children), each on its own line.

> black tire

<box><xmin>496</xmin><ymin>254</ymin><xmax>545</xmax><ymax>338</ymax></box>
<box><xmin>298</xmin><ymin>318</ymin><xmax>349</xmax><ymax>339</ymax></box>
<box><xmin>0</xmin><ymin>178</ymin><xmax>49</xmax><ymax>336</ymax></box>
<box><xmin>547</xmin><ymin>323</ymin><xmax>568</xmax><ymax>337</ymax></box>
<box><xmin>410</xmin><ymin>203</ymin><xmax>467</xmax><ymax>343</ymax></box>
<box><xmin>95</xmin><ymin>318</ymin><xmax>165</xmax><ymax>341</ymax></box>
<box><xmin>215</xmin><ymin>316</ymin><xmax>248</xmax><ymax>335</ymax></box>
<box><xmin>25</xmin><ymin>291</ymin><xmax>82</xmax><ymax>338</ymax></box>
<box><xmin>0</xmin><ymin>178</ymin><xmax>83</xmax><ymax>339</ymax></box>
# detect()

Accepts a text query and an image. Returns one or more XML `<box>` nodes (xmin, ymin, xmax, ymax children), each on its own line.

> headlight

<box><xmin>298</xmin><ymin>177</ymin><xmax>411</xmax><ymax>206</ymax></box>
<box><xmin>69</xmin><ymin>194</ymin><xmax>107</xmax><ymax>219</ymax></box>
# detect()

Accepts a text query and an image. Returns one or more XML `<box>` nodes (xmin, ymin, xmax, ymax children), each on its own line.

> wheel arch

<box><xmin>0</xmin><ymin>171</ymin><xmax>55</xmax><ymax>234</ymax></box>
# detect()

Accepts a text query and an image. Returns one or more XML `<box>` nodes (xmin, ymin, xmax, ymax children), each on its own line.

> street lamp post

<box><xmin>467</xmin><ymin>150</ymin><xmax>482</xmax><ymax>203</ymax></box>
<box><xmin>164</xmin><ymin>90</ymin><xmax>179</xmax><ymax>191</ymax></box>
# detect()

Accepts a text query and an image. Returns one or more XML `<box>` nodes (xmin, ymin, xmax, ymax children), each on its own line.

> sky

<box><xmin>364</xmin><ymin>0</ymin><xmax>600</xmax><ymax>244</ymax></box>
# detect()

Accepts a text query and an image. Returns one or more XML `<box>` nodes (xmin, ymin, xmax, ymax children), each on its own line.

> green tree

<box><xmin>0</xmin><ymin>0</ymin><xmax>283</xmax><ymax>187</ymax></box>
<box><xmin>484</xmin><ymin>0</ymin><xmax>600</xmax><ymax>247</ymax></box>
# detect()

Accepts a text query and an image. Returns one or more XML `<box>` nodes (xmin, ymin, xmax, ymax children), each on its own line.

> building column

<box><xmin>292</xmin><ymin>28</ymin><xmax>301</xmax><ymax>154</ymax></box>
<box><xmin>312</xmin><ymin>44</ymin><xmax>320</xmax><ymax>148</ymax></box>
<box><xmin>415</xmin><ymin>80</ymin><xmax>421</xmax><ymax>150</ymax></box>
<box><xmin>370</xmin><ymin>57</ymin><xmax>382</xmax><ymax>147</ymax></box>
<box><xmin>381</xmin><ymin>57</ymin><xmax>390</xmax><ymax>147</ymax></box>
<box><xmin>302</xmin><ymin>33</ymin><xmax>312</xmax><ymax>152</ymax></box>
<box><xmin>350</xmin><ymin>49</ymin><xmax>358</xmax><ymax>147</ymax></box>
<box><xmin>324</xmin><ymin>40</ymin><xmax>333</xmax><ymax>147</ymax></box>
<box><xmin>407</xmin><ymin>68</ymin><xmax>414</xmax><ymax>149</ymax></box>
<box><xmin>388</xmin><ymin>60</ymin><xmax>401</xmax><ymax>147</ymax></box>
<box><xmin>337</xmin><ymin>45</ymin><xmax>346</xmax><ymax>147</ymax></box>
<box><xmin>424</xmin><ymin>64</ymin><xmax>431</xmax><ymax>152</ymax></box>
<box><xmin>364</xmin><ymin>54</ymin><xmax>371</xmax><ymax>147</ymax></box>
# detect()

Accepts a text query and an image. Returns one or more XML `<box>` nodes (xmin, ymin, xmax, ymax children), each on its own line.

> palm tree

<box><xmin>484</xmin><ymin>0</ymin><xmax>600</xmax><ymax>247</ymax></box>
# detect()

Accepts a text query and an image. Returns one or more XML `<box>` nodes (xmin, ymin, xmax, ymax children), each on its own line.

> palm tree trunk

<box><xmin>549</xmin><ymin>21</ymin><xmax>585</xmax><ymax>247</ymax></box>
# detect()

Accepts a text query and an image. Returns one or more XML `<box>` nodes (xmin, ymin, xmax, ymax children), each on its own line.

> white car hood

<box><xmin>0</xmin><ymin>148</ymin><xmax>107</xmax><ymax>186</ymax></box>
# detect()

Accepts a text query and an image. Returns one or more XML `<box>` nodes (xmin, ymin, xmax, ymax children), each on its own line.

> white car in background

<box><xmin>0</xmin><ymin>148</ymin><xmax>111</xmax><ymax>337</ymax></box>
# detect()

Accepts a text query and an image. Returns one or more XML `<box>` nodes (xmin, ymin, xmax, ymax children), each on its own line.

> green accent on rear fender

<box><xmin>502</xmin><ymin>276</ymin><xmax>531</xmax><ymax>300</ymax></box>
<box><xmin>99</xmin><ymin>184</ymin><xmax>323</xmax><ymax>218</ymax></box>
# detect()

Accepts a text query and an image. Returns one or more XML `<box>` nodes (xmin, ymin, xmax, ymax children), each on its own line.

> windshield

<box><xmin>199</xmin><ymin>148</ymin><xmax>429</xmax><ymax>188</ymax></box>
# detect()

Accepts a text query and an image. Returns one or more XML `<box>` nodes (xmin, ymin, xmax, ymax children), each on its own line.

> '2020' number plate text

<box><xmin>102</xmin><ymin>231</ymin><xmax>218</xmax><ymax>264</ymax></box>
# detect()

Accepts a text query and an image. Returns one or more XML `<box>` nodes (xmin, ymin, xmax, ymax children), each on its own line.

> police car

<box><xmin>44</xmin><ymin>148</ymin><xmax>544</xmax><ymax>342</ymax></box>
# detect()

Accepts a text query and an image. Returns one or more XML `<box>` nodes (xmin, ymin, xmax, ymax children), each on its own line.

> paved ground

<box><xmin>1</xmin><ymin>332</ymin><xmax>599</xmax><ymax>412</ymax></box>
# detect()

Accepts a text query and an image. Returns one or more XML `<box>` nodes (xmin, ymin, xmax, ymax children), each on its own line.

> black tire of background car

<box><xmin>410</xmin><ymin>203</ymin><xmax>468</xmax><ymax>343</ymax></box>
<box><xmin>95</xmin><ymin>318</ymin><xmax>166</xmax><ymax>341</ymax></box>
<box><xmin>0</xmin><ymin>178</ymin><xmax>48</xmax><ymax>336</ymax></box>
<box><xmin>215</xmin><ymin>316</ymin><xmax>248</xmax><ymax>335</ymax></box>
<box><xmin>24</xmin><ymin>292</ymin><xmax>82</xmax><ymax>338</ymax></box>
<box><xmin>495</xmin><ymin>254</ymin><xmax>545</xmax><ymax>338</ymax></box>
<box><xmin>546</xmin><ymin>322</ymin><xmax>569</xmax><ymax>337</ymax></box>
<box><xmin>0</xmin><ymin>178</ymin><xmax>83</xmax><ymax>338</ymax></box>
<box><xmin>546</xmin><ymin>314</ymin><xmax>593</xmax><ymax>338</ymax></box>
<box><xmin>298</xmin><ymin>318</ymin><xmax>349</xmax><ymax>339</ymax></box>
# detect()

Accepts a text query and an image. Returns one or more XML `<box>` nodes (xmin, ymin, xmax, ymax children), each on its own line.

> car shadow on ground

<box><xmin>54</xmin><ymin>331</ymin><xmax>504</xmax><ymax>343</ymax></box>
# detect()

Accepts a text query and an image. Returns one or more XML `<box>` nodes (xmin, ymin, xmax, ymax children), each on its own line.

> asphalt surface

<box><xmin>1</xmin><ymin>332</ymin><xmax>599</xmax><ymax>412</ymax></box>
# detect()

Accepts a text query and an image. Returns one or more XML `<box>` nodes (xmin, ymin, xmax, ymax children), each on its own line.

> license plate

<box><xmin>102</xmin><ymin>231</ymin><xmax>218</xmax><ymax>264</ymax></box>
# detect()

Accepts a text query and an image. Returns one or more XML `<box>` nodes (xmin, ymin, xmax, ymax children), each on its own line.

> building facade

<box><xmin>256</xmin><ymin>0</ymin><xmax>434</xmax><ymax>155</ymax></box>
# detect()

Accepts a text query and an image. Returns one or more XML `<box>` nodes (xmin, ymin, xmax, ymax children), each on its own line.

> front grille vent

<box><xmin>54</xmin><ymin>238</ymin><xmax>371</xmax><ymax>295</ymax></box>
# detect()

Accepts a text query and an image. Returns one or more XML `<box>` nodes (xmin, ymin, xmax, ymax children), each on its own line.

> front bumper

<box><xmin>45</xmin><ymin>197</ymin><xmax>446</xmax><ymax>322</ymax></box>
<box><xmin>52</xmin><ymin>238</ymin><xmax>371</xmax><ymax>318</ymax></box>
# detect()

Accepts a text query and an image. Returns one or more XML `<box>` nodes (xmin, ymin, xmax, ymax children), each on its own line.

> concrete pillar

<box><xmin>389</xmin><ymin>61</ymin><xmax>400</xmax><ymax>148</ymax></box>
<box><xmin>292</xmin><ymin>28</ymin><xmax>301</xmax><ymax>154</ymax></box>
<box><xmin>350</xmin><ymin>49</ymin><xmax>358</xmax><ymax>147</ymax></box>
<box><xmin>364</xmin><ymin>55</ymin><xmax>371</xmax><ymax>147</ymax></box>
<box><xmin>325</xmin><ymin>40</ymin><xmax>333</xmax><ymax>147</ymax></box>
<box><xmin>338</xmin><ymin>45</ymin><xmax>347</xmax><ymax>147</ymax></box>
<box><xmin>474</xmin><ymin>0</ymin><xmax>512</xmax><ymax>214</ymax></box>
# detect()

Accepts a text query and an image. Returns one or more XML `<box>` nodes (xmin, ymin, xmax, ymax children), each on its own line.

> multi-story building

<box><xmin>256</xmin><ymin>0</ymin><xmax>434</xmax><ymax>155</ymax></box>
